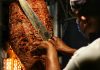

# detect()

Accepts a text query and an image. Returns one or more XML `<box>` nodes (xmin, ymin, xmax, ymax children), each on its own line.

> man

<box><xmin>63</xmin><ymin>38</ymin><xmax>100</xmax><ymax>70</ymax></box>
<box><xmin>38</xmin><ymin>0</ymin><xmax>100</xmax><ymax>70</ymax></box>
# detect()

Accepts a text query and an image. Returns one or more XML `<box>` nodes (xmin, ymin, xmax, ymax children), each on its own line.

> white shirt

<box><xmin>63</xmin><ymin>38</ymin><xmax>100</xmax><ymax>70</ymax></box>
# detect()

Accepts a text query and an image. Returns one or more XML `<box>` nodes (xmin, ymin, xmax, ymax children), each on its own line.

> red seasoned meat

<box><xmin>9</xmin><ymin>0</ymin><xmax>53</xmax><ymax>69</ymax></box>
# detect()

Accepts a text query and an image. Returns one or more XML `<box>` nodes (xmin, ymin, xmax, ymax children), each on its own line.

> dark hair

<box><xmin>71</xmin><ymin>0</ymin><xmax>100</xmax><ymax>17</ymax></box>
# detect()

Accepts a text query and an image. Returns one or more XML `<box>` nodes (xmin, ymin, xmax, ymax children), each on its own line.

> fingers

<box><xmin>32</xmin><ymin>41</ymin><xmax>51</xmax><ymax>48</ymax></box>
<box><xmin>52</xmin><ymin>36</ymin><xmax>62</xmax><ymax>43</ymax></box>
<box><xmin>44</xmin><ymin>41</ymin><xmax>54</xmax><ymax>48</ymax></box>
<box><xmin>32</xmin><ymin>37</ymin><xmax>58</xmax><ymax>50</ymax></box>
<box><xmin>52</xmin><ymin>36</ymin><xmax>58</xmax><ymax>41</ymax></box>
<box><xmin>33</xmin><ymin>41</ymin><xmax>41</xmax><ymax>46</ymax></box>
<box><xmin>39</xmin><ymin>41</ymin><xmax>54</xmax><ymax>49</ymax></box>
<box><xmin>39</xmin><ymin>41</ymin><xmax>47</xmax><ymax>49</ymax></box>
<box><xmin>48</xmin><ymin>39</ymin><xmax>55</xmax><ymax>46</ymax></box>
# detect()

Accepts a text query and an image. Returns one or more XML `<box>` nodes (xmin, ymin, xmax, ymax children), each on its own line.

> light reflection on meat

<box><xmin>9</xmin><ymin>0</ymin><xmax>53</xmax><ymax>70</ymax></box>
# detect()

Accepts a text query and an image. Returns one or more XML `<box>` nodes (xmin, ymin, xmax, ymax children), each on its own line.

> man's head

<box><xmin>70</xmin><ymin>0</ymin><xmax>100</xmax><ymax>16</ymax></box>
<box><xmin>70</xmin><ymin>0</ymin><xmax>100</xmax><ymax>39</ymax></box>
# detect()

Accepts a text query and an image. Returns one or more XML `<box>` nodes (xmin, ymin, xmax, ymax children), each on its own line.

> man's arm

<box><xmin>49</xmin><ymin>37</ymin><xmax>76</xmax><ymax>56</ymax></box>
<box><xmin>61</xmin><ymin>45</ymin><xmax>76</xmax><ymax>56</ymax></box>
<box><xmin>40</xmin><ymin>41</ymin><xmax>61</xmax><ymax>70</ymax></box>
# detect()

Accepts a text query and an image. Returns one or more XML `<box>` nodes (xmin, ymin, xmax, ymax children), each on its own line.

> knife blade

<box><xmin>18</xmin><ymin>0</ymin><xmax>52</xmax><ymax>40</ymax></box>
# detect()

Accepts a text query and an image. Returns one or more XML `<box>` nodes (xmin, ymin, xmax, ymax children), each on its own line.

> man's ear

<box><xmin>81</xmin><ymin>16</ymin><xmax>86</xmax><ymax>21</ymax></box>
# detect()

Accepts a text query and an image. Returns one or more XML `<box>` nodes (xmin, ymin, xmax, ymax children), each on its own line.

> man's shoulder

<box><xmin>94</xmin><ymin>38</ymin><xmax>100</xmax><ymax>42</ymax></box>
<box><xmin>88</xmin><ymin>38</ymin><xmax>100</xmax><ymax>48</ymax></box>
<box><xmin>64</xmin><ymin>38</ymin><xmax>100</xmax><ymax>70</ymax></box>
<box><xmin>74</xmin><ymin>38</ymin><xmax>100</xmax><ymax>55</ymax></box>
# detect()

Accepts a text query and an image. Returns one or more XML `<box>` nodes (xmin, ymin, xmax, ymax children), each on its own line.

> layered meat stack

<box><xmin>9</xmin><ymin>0</ymin><xmax>53</xmax><ymax>69</ymax></box>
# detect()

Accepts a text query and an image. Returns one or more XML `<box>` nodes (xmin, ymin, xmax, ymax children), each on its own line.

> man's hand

<box><xmin>49</xmin><ymin>36</ymin><xmax>76</xmax><ymax>55</ymax></box>
<box><xmin>39</xmin><ymin>41</ymin><xmax>55</xmax><ymax>51</ymax></box>
<box><xmin>39</xmin><ymin>41</ymin><xmax>60</xmax><ymax>70</ymax></box>
<box><xmin>48</xmin><ymin>37</ymin><xmax>69</xmax><ymax>51</ymax></box>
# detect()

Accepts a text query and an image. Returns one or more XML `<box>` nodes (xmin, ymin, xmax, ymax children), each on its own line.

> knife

<box><xmin>18</xmin><ymin>0</ymin><xmax>52</xmax><ymax>40</ymax></box>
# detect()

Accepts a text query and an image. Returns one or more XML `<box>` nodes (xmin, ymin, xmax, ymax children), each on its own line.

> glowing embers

<box><xmin>3</xmin><ymin>58</ymin><xmax>22</xmax><ymax>70</ymax></box>
<box><xmin>3</xmin><ymin>47</ymin><xmax>24</xmax><ymax>70</ymax></box>
<box><xmin>3</xmin><ymin>58</ymin><xmax>12</xmax><ymax>70</ymax></box>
